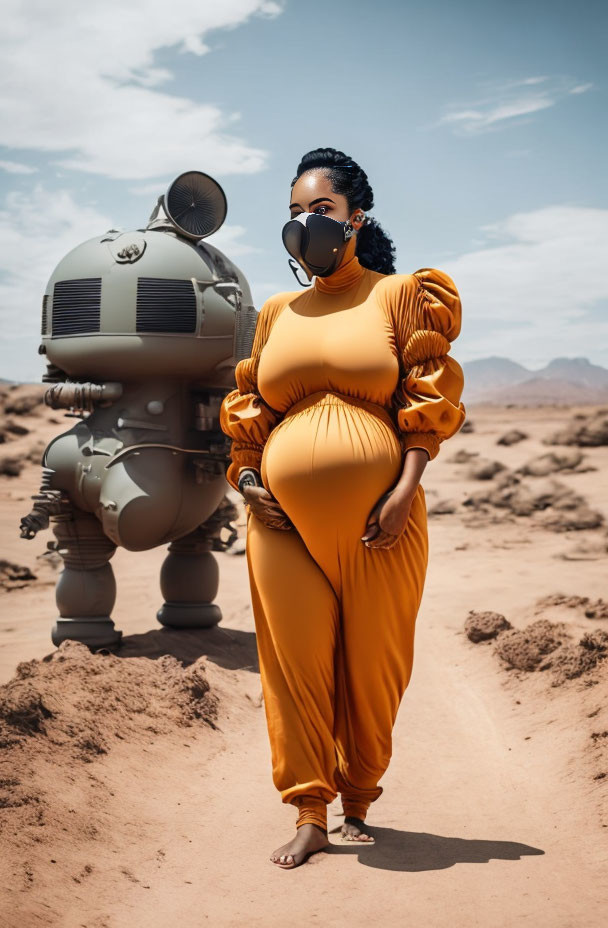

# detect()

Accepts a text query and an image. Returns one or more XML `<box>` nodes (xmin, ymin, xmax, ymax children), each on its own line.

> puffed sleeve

<box><xmin>391</xmin><ymin>268</ymin><xmax>466</xmax><ymax>461</ymax></box>
<box><xmin>219</xmin><ymin>299</ymin><xmax>284</xmax><ymax>491</ymax></box>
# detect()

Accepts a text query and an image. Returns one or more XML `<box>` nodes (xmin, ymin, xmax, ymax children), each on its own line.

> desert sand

<box><xmin>1</xmin><ymin>386</ymin><xmax>607</xmax><ymax>927</ymax></box>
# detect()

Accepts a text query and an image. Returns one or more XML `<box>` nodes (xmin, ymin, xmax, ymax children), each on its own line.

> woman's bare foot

<box><xmin>270</xmin><ymin>823</ymin><xmax>329</xmax><ymax>869</ymax></box>
<box><xmin>341</xmin><ymin>816</ymin><xmax>375</xmax><ymax>843</ymax></box>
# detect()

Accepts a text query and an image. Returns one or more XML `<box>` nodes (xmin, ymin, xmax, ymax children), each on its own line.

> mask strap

<box><xmin>287</xmin><ymin>258</ymin><xmax>312</xmax><ymax>288</ymax></box>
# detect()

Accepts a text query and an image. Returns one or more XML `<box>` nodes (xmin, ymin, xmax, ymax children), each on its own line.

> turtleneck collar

<box><xmin>314</xmin><ymin>235</ymin><xmax>366</xmax><ymax>293</ymax></box>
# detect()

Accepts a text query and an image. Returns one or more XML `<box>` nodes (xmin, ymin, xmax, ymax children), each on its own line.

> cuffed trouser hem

<box><xmin>293</xmin><ymin>796</ymin><xmax>328</xmax><ymax>832</ymax></box>
<box><xmin>341</xmin><ymin>798</ymin><xmax>370</xmax><ymax>821</ymax></box>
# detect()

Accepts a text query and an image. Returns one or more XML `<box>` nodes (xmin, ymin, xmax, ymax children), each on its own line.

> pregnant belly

<box><xmin>260</xmin><ymin>390</ymin><xmax>403</xmax><ymax>532</ymax></box>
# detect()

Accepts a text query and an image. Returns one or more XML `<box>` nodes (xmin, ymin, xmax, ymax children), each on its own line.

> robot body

<box><xmin>20</xmin><ymin>172</ymin><xmax>255</xmax><ymax>646</ymax></box>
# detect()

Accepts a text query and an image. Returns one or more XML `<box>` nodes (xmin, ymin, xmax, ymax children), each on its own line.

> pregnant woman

<box><xmin>220</xmin><ymin>148</ymin><xmax>466</xmax><ymax>869</ymax></box>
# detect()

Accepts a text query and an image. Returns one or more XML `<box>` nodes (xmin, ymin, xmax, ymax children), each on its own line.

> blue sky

<box><xmin>1</xmin><ymin>0</ymin><xmax>606</xmax><ymax>381</ymax></box>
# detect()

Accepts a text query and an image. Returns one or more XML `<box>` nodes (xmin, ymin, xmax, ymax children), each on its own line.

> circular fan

<box><xmin>164</xmin><ymin>171</ymin><xmax>227</xmax><ymax>239</ymax></box>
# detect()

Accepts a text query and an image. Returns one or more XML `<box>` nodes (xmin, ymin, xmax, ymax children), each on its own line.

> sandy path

<box><xmin>1</xmin><ymin>403</ymin><xmax>607</xmax><ymax>926</ymax></box>
<box><xmin>9</xmin><ymin>570</ymin><xmax>604</xmax><ymax>928</ymax></box>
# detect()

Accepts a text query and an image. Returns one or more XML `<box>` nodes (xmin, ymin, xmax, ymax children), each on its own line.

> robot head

<box><xmin>40</xmin><ymin>171</ymin><xmax>256</xmax><ymax>383</ymax></box>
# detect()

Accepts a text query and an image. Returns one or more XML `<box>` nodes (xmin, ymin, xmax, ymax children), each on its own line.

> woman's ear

<box><xmin>351</xmin><ymin>211</ymin><xmax>366</xmax><ymax>231</ymax></box>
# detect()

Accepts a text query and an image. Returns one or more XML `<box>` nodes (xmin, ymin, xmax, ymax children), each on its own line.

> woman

<box><xmin>219</xmin><ymin>148</ymin><xmax>466</xmax><ymax>869</ymax></box>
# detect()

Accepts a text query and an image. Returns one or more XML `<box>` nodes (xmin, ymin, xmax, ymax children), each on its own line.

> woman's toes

<box><xmin>342</xmin><ymin>827</ymin><xmax>374</xmax><ymax>842</ymax></box>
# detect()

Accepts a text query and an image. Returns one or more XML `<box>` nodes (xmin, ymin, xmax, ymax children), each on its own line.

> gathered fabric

<box><xmin>220</xmin><ymin>239</ymin><xmax>465</xmax><ymax>832</ymax></box>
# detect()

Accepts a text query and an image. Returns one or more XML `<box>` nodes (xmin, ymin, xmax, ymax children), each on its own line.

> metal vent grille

<box><xmin>136</xmin><ymin>278</ymin><xmax>197</xmax><ymax>333</ymax></box>
<box><xmin>52</xmin><ymin>279</ymin><xmax>102</xmax><ymax>336</ymax></box>
<box><xmin>41</xmin><ymin>295</ymin><xmax>48</xmax><ymax>335</ymax></box>
<box><xmin>234</xmin><ymin>304</ymin><xmax>258</xmax><ymax>363</ymax></box>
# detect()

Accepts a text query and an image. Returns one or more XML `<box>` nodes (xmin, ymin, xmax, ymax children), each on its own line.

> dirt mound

<box><xmin>584</xmin><ymin>599</ymin><xmax>608</xmax><ymax>620</ymax></box>
<box><xmin>539</xmin><ymin>506</ymin><xmax>604</xmax><ymax>532</ymax></box>
<box><xmin>463</xmin><ymin>472</ymin><xmax>604</xmax><ymax>531</ymax></box>
<box><xmin>0</xmin><ymin>453</ymin><xmax>24</xmax><ymax>477</ymax></box>
<box><xmin>1</xmin><ymin>385</ymin><xmax>46</xmax><ymax>417</ymax></box>
<box><xmin>557</xmin><ymin>535</ymin><xmax>608</xmax><ymax>561</ymax></box>
<box><xmin>1</xmin><ymin>639</ymin><xmax>219</xmax><ymax>747</ymax></box>
<box><xmin>0</xmin><ymin>419</ymin><xmax>30</xmax><ymax>442</ymax></box>
<box><xmin>535</xmin><ymin>593</ymin><xmax>591</xmax><ymax>610</ymax></box>
<box><xmin>428</xmin><ymin>498</ymin><xmax>458</xmax><ymax>517</ymax></box>
<box><xmin>497</xmin><ymin>429</ymin><xmax>528</xmax><ymax>446</ymax></box>
<box><xmin>466</xmin><ymin>458</ymin><xmax>507</xmax><ymax>480</ymax></box>
<box><xmin>495</xmin><ymin>619</ymin><xmax>568</xmax><ymax>672</ymax></box>
<box><xmin>449</xmin><ymin>449</ymin><xmax>479</xmax><ymax>464</ymax></box>
<box><xmin>540</xmin><ymin>630</ymin><xmax>608</xmax><ymax>686</ymax></box>
<box><xmin>1</xmin><ymin>551</ymin><xmax>63</xmax><ymax>592</ymax></box>
<box><xmin>544</xmin><ymin>409</ymin><xmax>608</xmax><ymax>447</ymax></box>
<box><xmin>466</xmin><ymin>606</ymin><xmax>608</xmax><ymax>687</ymax></box>
<box><xmin>0</xmin><ymin>560</ymin><xmax>37</xmax><ymax>591</ymax></box>
<box><xmin>535</xmin><ymin>594</ymin><xmax>608</xmax><ymax>620</ymax></box>
<box><xmin>517</xmin><ymin>450</ymin><xmax>585</xmax><ymax>476</ymax></box>
<box><xmin>0</xmin><ymin>384</ymin><xmax>53</xmax><ymax>478</ymax></box>
<box><xmin>464</xmin><ymin>611</ymin><xmax>512</xmax><ymax>642</ymax></box>
<box><xmin>0</xmin><ymin>641</ymin><xmax>219</xmax><ymax>831</ymax></box>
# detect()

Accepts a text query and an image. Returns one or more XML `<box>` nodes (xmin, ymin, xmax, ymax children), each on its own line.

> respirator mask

<box><xmin>281</xmin><ymin>212</ymin><xmax>355</xmax><ymax>287</ymax></box>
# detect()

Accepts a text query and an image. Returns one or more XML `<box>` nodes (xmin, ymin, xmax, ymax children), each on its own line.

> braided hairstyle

<box><xmin>291</xmin><ymin>147</ymin><xmax>396</xmax><ymax>275</ymax></box>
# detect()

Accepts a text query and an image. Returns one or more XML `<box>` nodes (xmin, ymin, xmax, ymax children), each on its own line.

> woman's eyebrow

<box><xmin>289</xmin><ymin>197</ymin><xmax>336</xmax><ymax>210</ymax></box>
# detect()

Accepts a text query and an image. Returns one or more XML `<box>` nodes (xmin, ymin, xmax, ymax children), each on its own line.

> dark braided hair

<box><xmin>291</xmin><ymin>147</ymin><xmax>397</xmax><ymax>275</ymax></box>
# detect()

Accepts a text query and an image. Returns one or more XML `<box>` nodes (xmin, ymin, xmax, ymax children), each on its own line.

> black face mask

<box><xmin>281</xmin><ymin>212</ymin><xmax>354</xmax><ymax>286</ymax></box>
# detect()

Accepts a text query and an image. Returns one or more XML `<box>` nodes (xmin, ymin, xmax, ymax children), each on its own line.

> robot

<box><xmin>19</xmin><ymin>171</ymin><xmax>257</xmax><ymax>648</ymax></box>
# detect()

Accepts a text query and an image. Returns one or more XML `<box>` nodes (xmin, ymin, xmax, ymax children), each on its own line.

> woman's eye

<box><xmin>288</xmin><ymin>206</ymin><xmax>330</xmax><ymax>218</ymax></box>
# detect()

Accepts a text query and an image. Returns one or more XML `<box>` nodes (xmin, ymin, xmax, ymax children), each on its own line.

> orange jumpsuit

<box><xmin>219</xmin><ymin>237</ymin><xmax>465</xmax><ymax>833</ymax></box>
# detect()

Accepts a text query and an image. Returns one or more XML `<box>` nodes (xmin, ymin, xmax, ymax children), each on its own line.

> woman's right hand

<box><xmin>242</xmin><ymin>485</ymin><xmax>293</xmax><ymax>531</ymax></box>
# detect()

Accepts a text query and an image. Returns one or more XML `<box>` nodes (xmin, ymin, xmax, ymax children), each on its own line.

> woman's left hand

<box><xmin>361</xmin><ymin>485</ymin><xmax>417</xmax><ymax>549</ymax></box>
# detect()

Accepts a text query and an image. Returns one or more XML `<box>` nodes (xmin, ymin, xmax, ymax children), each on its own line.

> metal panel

<box><xmin>136</xmin><ymin>278</ymin><xmax>197</xmax><ymax>333</ymax></box>
<box><xmin>52</xmin><ymin>279</ymin><xmax>102</xmax><ymax>336</ymax></box>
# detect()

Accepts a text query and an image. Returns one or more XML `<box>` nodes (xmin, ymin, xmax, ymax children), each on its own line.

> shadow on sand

<box><xmin>108</xmin><ymin>625</ymin><xmax>259</xmax><ymax>674</ymax></box>
<box><xmin>326</xmin><ymin>825</ymin><xmax>544</xmax><ymax>872</ymax></box>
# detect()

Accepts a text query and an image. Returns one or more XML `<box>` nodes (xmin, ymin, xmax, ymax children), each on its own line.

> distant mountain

<box><xmin>463</xmin><ymin>357</ymin><xmax>608</xmax><ymax>405</ymax></box>
<box><xmin>461</xmin><ymin>357</ymin><xmax>530</xmax><ymax>394</ymax></box>
<box><xmin>536</xmin><ymin>358</ymin><xmax>608</xmax><ymax>390</ymax></box>
<box><xmin>482</xmin><ymin>378</ymin><xmax>608</xmax><ymax>406</ymax></box>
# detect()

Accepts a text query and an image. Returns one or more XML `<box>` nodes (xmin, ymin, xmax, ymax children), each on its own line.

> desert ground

<box><xmin>1</xmin><ymin>385</ymin><xmax>607</xmax><ymax>927</ymax></box>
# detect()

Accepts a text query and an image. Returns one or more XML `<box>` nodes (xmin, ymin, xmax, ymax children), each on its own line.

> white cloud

<box><xmin>441</xmin><ymin>206</ymin><xmax>608</xmax><ymax>367</ymax></box>
<box><xmin>433</xmin><ymin>75</ymin><xmax>593</xmax><ymax>135</ymax></box>
<box><xmin>0</xmin><ymin>186</ymin><xmax>113</xmax><ymax>343</ymax></box>
<box><xmin>0</xmin><ymin>160</ymin><xmax>38</xmax><ymax>175</ymax></box>
<box><xmin>129</xmin><ymin>182</ymin><xmax>174</xmax><ymax>197</ymax></box>
<box><xmin>205</xmin><ymin>224</ymin><xmax>261</xmax><ymax>257</ymax></box>
<box><xmin>0</xmin><ymin>0</ymin><xmax>283</xmax><ymax>179</ymax></box>
<box><xmin>441</xmin><ymin>96</ymin><xmax>554</xmax><ymax>130</ymax></box>
<box><xmin>517</xmin><ymin>76</ymin><xmax>548</xmax><ymax>86</ymax></box>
